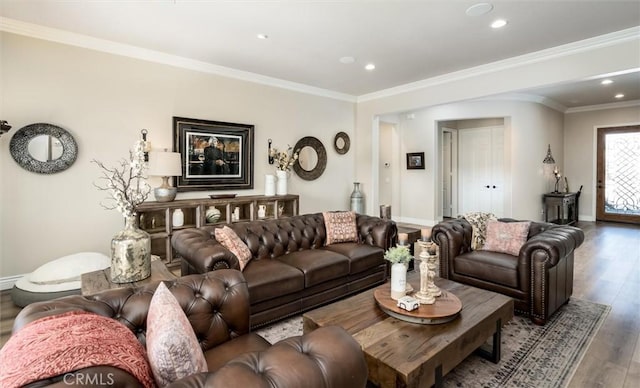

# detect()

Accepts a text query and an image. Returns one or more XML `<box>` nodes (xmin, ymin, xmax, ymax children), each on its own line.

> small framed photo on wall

<box><xmin>406</xmin><ymin>152</ymin><xmax>425</xmax><ymax>170</ymax></box>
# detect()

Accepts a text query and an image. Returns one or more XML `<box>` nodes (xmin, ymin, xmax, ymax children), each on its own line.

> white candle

<box><xmin>421</xmin><ymin>228</ymin><xmax>431</xmax><ymax>241</ymax></box>
<box><xmin>398</xmin><ymin>233</ymin><xmax>408</xmax><ymax>245</ymax></box>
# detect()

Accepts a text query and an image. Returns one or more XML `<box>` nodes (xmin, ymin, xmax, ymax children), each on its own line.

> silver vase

<box><xmin>350</xmin><ymin>182</ymin><xmax>364</xmax><ymax>214</ymax></box>
<box><xmin>110</xmin><ymin>215</ymin><xmax>151</xmax><ymax>283</ymax></box>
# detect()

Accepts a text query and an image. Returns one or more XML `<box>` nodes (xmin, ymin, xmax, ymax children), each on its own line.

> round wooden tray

<box><xmin>374</xmin><ymin>284</ymin><xmax>462</xmax><ymax>325</ymax></box>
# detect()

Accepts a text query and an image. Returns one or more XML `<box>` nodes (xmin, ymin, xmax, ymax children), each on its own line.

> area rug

<box><xmin>255</xmin><ymin>297</ymin><xmax>609</xmax><ymax>388</ymax></box>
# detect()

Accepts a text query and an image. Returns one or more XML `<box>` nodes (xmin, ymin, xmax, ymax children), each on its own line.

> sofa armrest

<box><xmin>520</xmin><ymin>225</ymin><xmax>585</xmax><ymax>267</ymax></box>
<box><xmin>432</xmin><ymin>218</ymin><xmax>473</xmax><ymax>278</ymax></box>
<box><xmin>167</xmin><ymin>326</ymin><xmax>368</xmax><ymax>388</ymax></box>
<box><xmin>356</xmin><ymin>214</ymin><xmax>397</xmax><ymax>250</ymax></box>
<box><xmin>12</xmin><ymin>270</ymin><xmax>251</xmax><ymax>352</ymax></box>
<box><xmin>172</xmin><ymin>227</ymin><xmax>240</xmax><ymax>273</ymax></box>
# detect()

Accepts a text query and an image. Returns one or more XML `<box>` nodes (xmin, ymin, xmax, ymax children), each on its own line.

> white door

<box><xmin>458</xmin><ymin>126</ymin><xmax>504</xmax><ymax>216</ymax></box>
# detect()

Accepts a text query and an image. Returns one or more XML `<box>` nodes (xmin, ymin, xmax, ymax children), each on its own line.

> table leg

<box><xmin>474</xmin><ymin>318</ymin><xmax>502</xmax><ymax>363</ymax></box>
<box><xmin>434</xmin><ymin>364</ymin><xmax>443</xmax><ymax>388</ymax></box>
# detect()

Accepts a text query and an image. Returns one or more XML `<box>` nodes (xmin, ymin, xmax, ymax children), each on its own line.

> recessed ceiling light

<box><xmin>615</xmin><ymin>93</ymin><xmax>625</xmax><ymax>99</ymax></box>
<box><xmin>365</xmin><ymin>63</ymin><xmax>376</xmax><ymax>71</ymax></box>
<box><xmin>601</xmin><ymin>79</ymin><xmax>613</xmax><ymax>85</ymax></box>
<box><xmin>256</xmin><ymin>34</ymin><xmax>269</xmax><ymax>40</ymax></box>
<box><xmin>466</xmin><ymin>3</ymin><xmax>494</xmax><ymax>17</ymax></box>
<box><xmin>339</xmin><ymin>56</ymin><xmax>356</xmax><ymax>64</ymax></box>
<box><xmin>491</xmin><ymin>19</ymin><xmax>508</xmax><ymax>28</ymax></box>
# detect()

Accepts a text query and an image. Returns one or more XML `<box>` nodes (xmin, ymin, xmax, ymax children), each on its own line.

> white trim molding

<box><xmin>0</xmin><ymin>17</ymin><xmax>357</xmax><ymax>103</ymax></box>
<box><xmin>358</xmin><ymin>26</ymin><xmax>640</xmax><ymax>102</ymax></box>
<box><xmin>0</xmin><ymin>274</ymin><xmax>24</xmax><ymax>291</ymax></box>
<box><xmin>565</xmin><ymin>99</ymin><xmax>640</xmax><ymax>114</ymax></box>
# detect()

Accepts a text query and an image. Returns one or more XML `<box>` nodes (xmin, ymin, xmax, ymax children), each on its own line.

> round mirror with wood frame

<box><xmin>10</xmin><ymin>123</ymin><xmax>78</xmax><ymax>174</ymax></box>
<box><xmin>334</xmin><ymin>131</ymin><xmax>350</xmax><ymax>154</ymax></box>
<box><xmin>293</xmin><ymin>136</ymin><xmax>326</xmax><ymax>181</ymax></box>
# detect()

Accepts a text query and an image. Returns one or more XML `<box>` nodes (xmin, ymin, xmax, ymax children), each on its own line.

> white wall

<box><xmin>395</xmin><ymin>100</ymin><xmax>563</xmax><ymax>225</ymax></box>
<box><xmin>0</xmin><ymin>33</ymin><xmax>355</xmax><ymax>277</ymax></box>
<box><xmin>355</xmin><ymin>36</ymin><xmax>640</xmax><ymax>220</ymax></box>
<box><xmin>564</xmin><ymin>105</ymin><xmax>640</xmax><ymax>221</ymax></box>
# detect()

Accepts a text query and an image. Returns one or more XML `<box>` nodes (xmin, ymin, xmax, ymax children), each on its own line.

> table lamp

<box><xmin>148</xmin><ymin>150</ymin><xmax>182</xmax><ymax>202</ymax></box>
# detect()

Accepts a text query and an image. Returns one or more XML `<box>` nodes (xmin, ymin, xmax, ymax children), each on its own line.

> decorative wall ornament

<box><xmin>10</xmin><ymin>123</ymin><xmax>78</xmax><ymax>174</ymax></box>
<box><xmin>334</xmin><ymin>132</ymin><xmax>350</xmax><ymax>154</ymax></box>
<box><xmin>292</xmin><ymin>136</ymin><xmax>326</xmax><ymax>181</ymax></box>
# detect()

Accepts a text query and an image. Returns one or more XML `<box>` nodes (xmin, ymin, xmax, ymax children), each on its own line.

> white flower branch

<box><xmin>92</xmin><ymin>140</ymin><xmax>150</xmax><ymax>218</ymax></box>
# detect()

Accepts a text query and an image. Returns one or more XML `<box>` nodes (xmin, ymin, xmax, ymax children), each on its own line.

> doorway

<box><xmin>596</xmin><ymin>125</ymin><xmax>640</xmax><ymax>224</ymax></box>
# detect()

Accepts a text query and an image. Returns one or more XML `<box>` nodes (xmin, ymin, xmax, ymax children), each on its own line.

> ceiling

<box><xmin>1</xmin><ymin>0</ymin><xmax>639</xmax><ymax>109</ymax></box>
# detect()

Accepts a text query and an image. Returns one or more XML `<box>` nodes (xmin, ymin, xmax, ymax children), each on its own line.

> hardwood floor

<box><xmin>0</xmin><ymin>221</ymin><xmax>638</xmax><ymax>387</ymax></box>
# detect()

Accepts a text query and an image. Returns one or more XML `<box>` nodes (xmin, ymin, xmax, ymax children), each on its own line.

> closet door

<box><xmin>458</xmin><ymin>126</ymin><xmax>504</xmax><ymax>216</ymax></box>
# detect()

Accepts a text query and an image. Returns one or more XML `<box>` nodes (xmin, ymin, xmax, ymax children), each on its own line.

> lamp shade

<box><xmin>148</xmin><ymin>151</ymin><xmax>182</xmax><ymax>177</ymax></box>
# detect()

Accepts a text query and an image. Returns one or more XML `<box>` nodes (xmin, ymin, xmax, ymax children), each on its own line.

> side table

<box><xmin>543</xmin><ymin>192</ymin><xmax>579</xmax><ymax>225</ymax></box>
<box><xmin>81</xmin><ymin>257</ymin><xmax>177</xmax><ymax>296</ymax></box>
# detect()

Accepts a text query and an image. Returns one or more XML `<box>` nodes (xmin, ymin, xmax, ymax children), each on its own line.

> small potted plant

<box><xmin>384</xmin><ymin>246</ymin><xmax>413</xmax><ymax>300</ymax></box>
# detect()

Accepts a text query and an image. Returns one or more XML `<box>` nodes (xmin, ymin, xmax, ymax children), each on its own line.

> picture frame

<box><xmin>406</xmin><ymin>152</ymin><xmax>425</xmax><ymax>170</ymax></box>
<box><xmin>173</xmin><ymin>117</ymin><xmax>254</xmax><ymax>191</ymax></box>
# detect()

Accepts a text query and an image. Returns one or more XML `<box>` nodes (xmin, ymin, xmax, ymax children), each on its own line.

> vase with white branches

<box><xmin>93</xmin><ymin>138</ymin><xmax>152</xmax><ymax>283</ymax></box>
<box><xmin>270</xmin><ymin>145</ymin><xmax>299</xmax><ymax>195</ymax></box>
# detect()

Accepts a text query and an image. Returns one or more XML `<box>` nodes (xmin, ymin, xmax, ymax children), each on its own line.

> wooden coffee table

<box><xmin>303</xmin><ymin>271</ymin><xmax>513</xmax><ymax>388</ymax></box>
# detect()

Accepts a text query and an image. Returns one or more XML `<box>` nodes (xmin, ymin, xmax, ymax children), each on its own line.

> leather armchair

<box><xmin>432</xmin><ymin>218</ymin><xmax>584</xmax><ymax>325</ymax></box>
<box><xmin>10</xmin><ymin>270</ymin><xmax>368</xmax><ymax>387</ymax></box>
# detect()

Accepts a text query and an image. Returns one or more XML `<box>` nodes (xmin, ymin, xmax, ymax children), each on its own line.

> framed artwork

<box><xmin>406</xmin><ymin>152</ymin><xmax>425</xmax><ymax>170</ymax></box>
<box><xmin>173</xmin><ymin>117</ymin><xmax>254</xmax><ymax>191</ymax></box>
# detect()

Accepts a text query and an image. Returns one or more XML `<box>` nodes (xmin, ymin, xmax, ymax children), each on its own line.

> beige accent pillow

<box><xmin>146</xmin><ymin>282</ymin><xmax>208</xmax><ymax>386</ymax></box>
<box><xmin>323</xmin><ymin>211</ymin><xmax>358</xmax><ymax>245</ymax></box>
<box><xmin>482</xmin><ymin>220</ymin><xmax>531</xmax><ymax>256</ymax></box>
<box><xmin>214</xmin><ymin>226</ymin><xmax>252</xmax><ymax>271</ymax></box>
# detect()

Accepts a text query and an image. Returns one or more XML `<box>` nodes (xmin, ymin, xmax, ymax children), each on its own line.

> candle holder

<box><xmin>426</xmin><ymin>244</ymin><xmax>441</xmax><ymax>297</ymax></box>
<box><xmin>414</xmin><ymin>240</ymin><xmax>436</xmax><ymax>304</ymax></box>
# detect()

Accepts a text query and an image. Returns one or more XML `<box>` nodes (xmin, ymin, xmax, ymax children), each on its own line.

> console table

<box><xmin>543</xmin><ymin>192</ymin><xmax>579</xmax><ymax>225</ymax></box>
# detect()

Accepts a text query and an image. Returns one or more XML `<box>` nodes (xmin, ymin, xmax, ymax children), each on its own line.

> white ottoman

<box><xmin>11</xmin><ymin>252</ymin><xmax>110</xmax><ymax>307</ymax></box>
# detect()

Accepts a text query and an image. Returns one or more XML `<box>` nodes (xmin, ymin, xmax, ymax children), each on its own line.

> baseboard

<box><xmin>0</xmin><ymin>274</ymin><xmax>24</xmax><ymax>291</ymax></box>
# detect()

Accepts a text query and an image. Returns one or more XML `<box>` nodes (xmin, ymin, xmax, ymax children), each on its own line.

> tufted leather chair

<box><xmin>432</xmin><ymin>218</ymin><xmax>584</xmax><ymax>325</ymax></box>
<box><xmin>172</xmin><ymin>213</ymin><xmax>397</xmax><ymax>328</ymax></box>
<box><xmin>11</xmin><ymin>270</ymin><xmax>368</xmax><ymax>387</ymax></box>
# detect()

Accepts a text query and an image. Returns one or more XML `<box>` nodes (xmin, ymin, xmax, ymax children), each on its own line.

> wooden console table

<box><xmin>543</xmin><ymin>192</ymin><xmax>579</xmax><ymax>225</ymax></box>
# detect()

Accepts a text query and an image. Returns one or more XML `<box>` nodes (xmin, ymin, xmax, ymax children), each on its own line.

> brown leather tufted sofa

<box><xmin>432</xmin><ymin>218</ymin><xmax>584</xmax><ymax>325</ymax></box>
<box><xmin>172</xmin><ymin>213</ymin><xmax>397</xmax><ymax>329</ymax></box>
<box><xmin>10</xmin><ymin>269</ymin><xmax>368</xmax><ymax>387</ymax></box>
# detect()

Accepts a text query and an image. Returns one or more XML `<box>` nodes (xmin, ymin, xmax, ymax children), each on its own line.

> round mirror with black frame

<box><xmin>334</xmin><ymin>131</ymin><xmax>350</xmax><ymax>154</ymax></box>
<box><xmin>10</xmin><ymin>123</ymin><xmax>78</xmax><ymax>174</ymax></box>
<box><xmin>293</xmin><ymin>136</ymin><xmax>326</xmax><ymax>181</ymax></box>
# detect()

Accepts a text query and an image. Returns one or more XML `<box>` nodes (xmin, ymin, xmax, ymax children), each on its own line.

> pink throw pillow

<box><xmin>214</xmin><ymin>226</ymin><xmax>252</xmax><ymax>271</ymax></box>
<box><xmin>146</xmin><ymin>282</ymin><xmax>208</xmax><ymax>386</ymax></box>
<box><xmin>323</xmin><ymin>211</ymin><xmax>358</xmax><ymax>245</ymax></box>
<box><xmin>482</xmin><ymin>220</ymin><xmax>531</xmax><ymax>256</ymax></box>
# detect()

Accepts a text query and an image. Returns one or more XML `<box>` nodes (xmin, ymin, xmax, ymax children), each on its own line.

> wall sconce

<box><xmin>140</xmin><ymin>129</ymin><xmax>151</xmax><ymax>162</ymax></box>
<box><xmin>542</xmin><ymin>144</ymin><xmax>555</xmax><ymax>165</ymax></box>
<box><xmin>543</xmin><ymin>144</ymin><xmax>557</xmax><ymax>193</ymax></box>
<box><xmin>0</xmin><ymin>120</ymin><xmax>12</xmax><ymax>137</ymax></box>
<box><xmin>268</xmin><ymin>138</ymin><xmax>274</xmax><ymax>164</ymax></box>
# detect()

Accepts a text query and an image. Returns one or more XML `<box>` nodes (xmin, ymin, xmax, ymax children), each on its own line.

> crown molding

<box><xmin>477</xmin><ymin>93</ymin><xmax>569</xmax><ymax>112</ymax></box>
<box><xmin>0</xmin><ymin>17</ymin><xmax>357</xmax><ymax>103</ymax></box>
<box><xmin>565</xmin><ymin>99</ymin><xmax>640</xmax><ymax>114</ymax></box>
<box><xmin>357</xmin><ymin>26</ymin><xmax>640</xmax><ymax>103</ymax></box>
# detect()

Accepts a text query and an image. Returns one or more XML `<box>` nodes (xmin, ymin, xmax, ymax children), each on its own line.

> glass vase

<box><xmin>110</xmin><ymin>215</ymin><xmax>151</xmax><ymax>283</ymax></box>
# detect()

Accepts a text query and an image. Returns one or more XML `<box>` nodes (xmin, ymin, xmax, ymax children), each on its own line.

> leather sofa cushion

<box><xmin>242</xmin><ymin>260</ymin><xmax>304</xmax><ymax>304</ymax></box>
<box><xmin>321</xmin><ymin>243</ymin><xmax>384</xmax><ymax>274</ymax></box>
<box><xmin>203</xmin><ymin>332</ymin><xmax>271</xmax><ymax>373</ymax></box>
<box><xmin>276</xmin><ymin>249</ymin><xmax>349</xmax><ymax>287</ymax></box>
<box><xmin>454</xmin><ymin>250</ymin><xmax>519</xmax><ymax>288</ymax></box>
